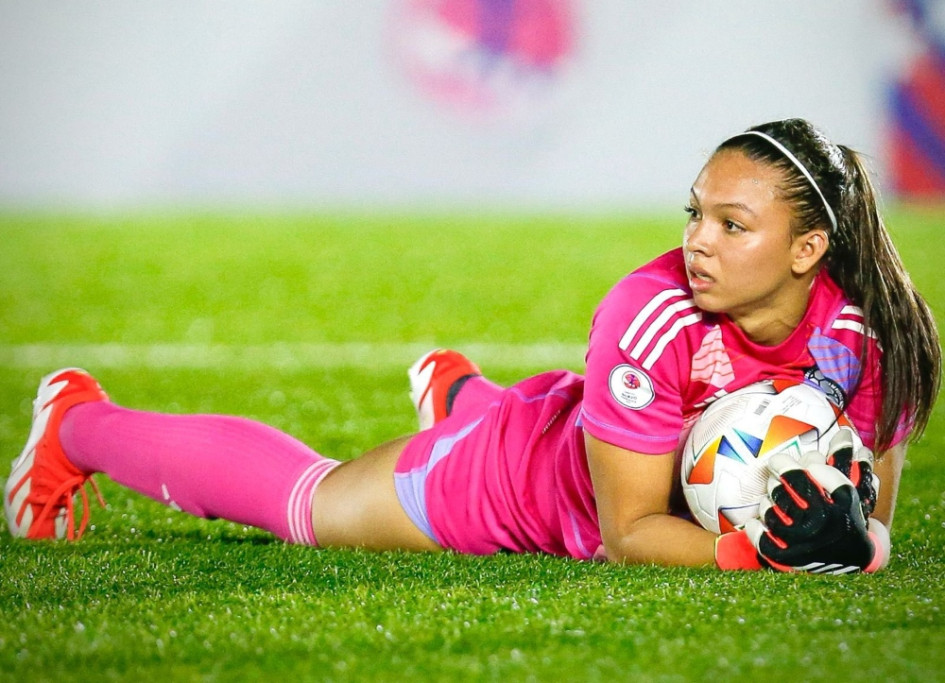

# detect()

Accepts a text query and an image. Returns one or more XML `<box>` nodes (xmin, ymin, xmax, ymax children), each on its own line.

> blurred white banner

<box><xmin>0</xmin><ymin>1</ymin><xmax>919</xmax><ymax>209</ymax></box>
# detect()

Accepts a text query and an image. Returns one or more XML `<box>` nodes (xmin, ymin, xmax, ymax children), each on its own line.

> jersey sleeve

<box><xmin>580</xmin><ymin>273</ymin><xmax>698</xmax><ymax>455</ymax></box>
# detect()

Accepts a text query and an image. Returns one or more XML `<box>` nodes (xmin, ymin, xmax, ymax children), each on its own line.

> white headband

<box><xmin>738</xmin><ymin>130</ymin><xmax>838</xmax><ymax>232</ymax></box>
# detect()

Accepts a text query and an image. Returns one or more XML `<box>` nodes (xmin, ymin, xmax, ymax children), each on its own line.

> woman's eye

<box><xmin>724</xmin><ymin>220</ymin><xmax>745</xmax><ymax>232</ymax></box>
<box><xmin>683</xmin><ymin>205</ymin><xmax>699</xmax><ymax>219</ymax></box>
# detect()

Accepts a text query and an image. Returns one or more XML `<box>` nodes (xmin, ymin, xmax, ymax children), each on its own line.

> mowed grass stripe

<box><xmin>0</xmin><ymin>342</ymin><xmax>588</xmax><ymax>370</ymax></box>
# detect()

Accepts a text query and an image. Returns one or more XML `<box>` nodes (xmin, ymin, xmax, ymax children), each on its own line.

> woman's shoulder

<box><xmin>807</xmin><ymin>268</ymin><xmax>865</xmax><ymax>331</ymax></box>
<box><xmin>606</xmin><ymin>248</ymin><xmax>690</xmax><ymax>300</ymax></box>
<box><xmin>590</xmin><ymin>248</ymin><xmax>702</xmax><ymax>351</ymax></box>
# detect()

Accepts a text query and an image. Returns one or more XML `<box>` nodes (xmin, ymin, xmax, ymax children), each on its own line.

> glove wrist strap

<box><xmin>715</xmin><ymin>530</ymin><xmax>764</xmax><ymax>571</ymax></box>
<box><xmin>865</xmin><ymin>518</ymin><xmax>891</xmax><ymax>573</ymax></box>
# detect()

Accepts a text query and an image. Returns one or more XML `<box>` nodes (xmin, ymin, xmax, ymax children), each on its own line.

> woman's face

<box><xmin>683</xmin><ymin>149</ymin><xmax>823</xmax><ymax>343</ymax></box>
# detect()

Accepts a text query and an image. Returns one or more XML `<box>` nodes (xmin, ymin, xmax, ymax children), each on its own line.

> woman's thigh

<box><xmin>311</xmin><ymin>435</ymin><xmax>444</xmax><ymax>552</ymax></box>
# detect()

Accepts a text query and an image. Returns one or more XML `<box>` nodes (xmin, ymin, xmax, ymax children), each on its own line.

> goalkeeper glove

<box><xmin>824</xmin><ymin>428</ymin><xmax>879</xmax><ymax>519</ymax></box>
<box><xmin>738</xmin><ymin>453</ymin><xmax>888</xmax><ymax>573</ymax></box>
<box><xmin>716</xmin><ymin>436</ymin><xmax>888</xmax><ymax>573</ymax></box>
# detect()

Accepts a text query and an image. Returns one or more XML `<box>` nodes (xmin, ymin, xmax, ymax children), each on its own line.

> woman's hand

<box><xmin>740</xmin><ymin>452</ymin><xmax>889</xmax><ymax>573</ymax></box>
<box><xmin>824</xmin><ymin>428</ymin><xmax>880</xmax><ymax>518</ymax></box>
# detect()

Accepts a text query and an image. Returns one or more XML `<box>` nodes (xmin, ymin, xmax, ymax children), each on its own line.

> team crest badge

<box><xmin>609</xmin><ymin>365</ymin><xmax>655</xmax><ymax>410</ymax></box>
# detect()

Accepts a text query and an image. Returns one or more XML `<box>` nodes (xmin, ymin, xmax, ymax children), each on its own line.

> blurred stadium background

<box><xmin>2</xmin><ymin>4</ymin><xmax>944</xmax><ymax>680</ymax></box>
<box><xmin>1</xmin><ymin>0</ymin><xmax>942</xmax><ymax>212</ymax></box>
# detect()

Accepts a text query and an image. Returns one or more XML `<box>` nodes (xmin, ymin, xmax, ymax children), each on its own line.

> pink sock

<box><xmin>60</xmin><ymin>402</ymin><xmax>340</xmax><ymax>545</ymax></box>
<box><xmin>452</xmin><ymin>375</ymin><xmax>504</xmax><ymax>414</ymax></box>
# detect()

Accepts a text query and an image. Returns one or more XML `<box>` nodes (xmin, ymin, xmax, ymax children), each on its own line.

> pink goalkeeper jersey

<box><xmin>396</xmin><ymin>248</ymin><xmax>901</xmax><ymax>560</ymax></box>
<box><xmin>580</xmin><ymin>248</ymin><xmax>901</xmax><ymax>455</ymax></box>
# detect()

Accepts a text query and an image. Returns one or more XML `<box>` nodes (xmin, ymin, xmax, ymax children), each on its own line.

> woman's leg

<box><xmin>409</xmin><ymin>349</ymin><xmax>504</xmax><ymax>429</ymax></box>
<box><xmin>311</xmin><ymin>435</ymin><xmax>443</xmax><ymax>552</ymax></box>
<box><xmin>63</xmin><ymin>402</ymin><xmax>439</xmax><ymax>549</ymax></box>
<box><xmin>6</xmin><ymin>367</ymin><xmax>442</xmax><ymax>550</ymax></box>
<box><xmin>61</xmin><ymin>400</ymin><xmax>342</xmax><ymax>545</ymax></box>
<box><xmin>60</xmin><ymin>386</ymin><xmax>439</xmax><ymax>549</ymax></box>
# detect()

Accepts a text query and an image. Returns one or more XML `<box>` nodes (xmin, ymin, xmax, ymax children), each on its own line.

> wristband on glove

<box><xmin>864</xmin><ymin>518</ymin><xmax>890</xmax><ymax>573</ymax></box>
<box><xmin>714</xmin><ymin>530</ymin><xmax>764</xmax><ymax>571</ymax></box>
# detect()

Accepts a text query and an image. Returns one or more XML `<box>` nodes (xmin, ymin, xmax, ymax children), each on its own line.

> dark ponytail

<box><xmin>718</xmin><ymin>119</ymin><xmax>941</xmax><ymax>451</ymax></box>
<box><xmin>830</xmin><ymin>147</ymin><xmax>941</xmax><ymax>450</ymax></box>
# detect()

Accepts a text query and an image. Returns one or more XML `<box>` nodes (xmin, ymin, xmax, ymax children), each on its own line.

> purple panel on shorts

<box><xmin>393</xmin><ymin>416</ymin><xmax>484</xmax><ymax>544</ymax></box>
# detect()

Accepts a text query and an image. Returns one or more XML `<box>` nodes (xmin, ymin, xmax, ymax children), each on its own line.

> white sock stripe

<box><xmin>287</xmin><ymin>460</ymin><xmax>340</xmax><ymax>545</ymax></box>
<box><xmin>287</xmin><ymin>463</ymin><xmax>318</xmax><ymax>544</ymax></box>
<box><xmin>288</xmin><ymin>466</ymin><xmax>316</xmax><ymax>545</ymax></box>
<box><xmin>287</xmin><ymin>462</ymin><xmax>325</xmax><ymax>544</ymax></box>
<box><xmin>0</xmin><ymin>342</ymin><xmax>587</xmax><ymax>371</ymax></box>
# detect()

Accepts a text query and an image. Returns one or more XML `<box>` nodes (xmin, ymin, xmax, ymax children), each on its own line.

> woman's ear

<box><xmin>791</xmin><ymin>229</ymin><xmax>829</xmax><ymax>275</ymax></box>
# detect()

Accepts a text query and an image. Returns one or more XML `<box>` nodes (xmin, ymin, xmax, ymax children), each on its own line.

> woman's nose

<box><xmin>684</xmin><ymin>221</ymin><xmax>712</xmax><ymax>256</ymax></box>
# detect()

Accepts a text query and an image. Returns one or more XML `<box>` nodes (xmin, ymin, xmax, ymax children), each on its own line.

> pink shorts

<box><xmin>393</xmin><ymin>371</ymin><xmax>601</xmax><ymax>559</ymax></box>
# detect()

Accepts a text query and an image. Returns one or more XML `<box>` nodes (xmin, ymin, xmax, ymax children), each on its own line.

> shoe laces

<box><xmin>32</xmin><ymin>475</ymin><xmax>105</xmax><ymax>541</ymax></box>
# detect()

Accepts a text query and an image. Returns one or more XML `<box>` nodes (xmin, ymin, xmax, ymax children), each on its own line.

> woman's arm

<box><xmin>584</xmin><ymin>432</ymin><xmax>717</xmax><ymax>566</ymax></box>
<box><xmin>871</xmin><ymin>442</ymin><xmax>906</xmax><ymax>529</ymax></box>
<box><xmin>585</xmin><ymin>431</ymin><xmax>905</xmax><ymax>571</ymax></box>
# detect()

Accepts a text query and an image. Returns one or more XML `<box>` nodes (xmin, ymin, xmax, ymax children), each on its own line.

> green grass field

<box><xmin>1</xmin><ymin>208</ymin><xmax>943</xmax><ymax>682</ymax></box>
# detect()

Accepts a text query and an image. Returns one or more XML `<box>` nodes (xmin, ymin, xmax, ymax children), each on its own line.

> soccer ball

<box><xmin>681</xmin><ymin>379</ymin><xmax>861</xmax><ymax>534</ymax></box>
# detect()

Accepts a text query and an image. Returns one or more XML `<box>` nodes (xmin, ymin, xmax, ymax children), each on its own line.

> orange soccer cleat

<box><xmin>4</xmin><ymin>368</ymin><xmax>108</xmax><ymax>540</ymax></box>
<box><xmin>408</xmin><ymin>349</ymin><xmax>481</xmax><ymax>431</ymax></box>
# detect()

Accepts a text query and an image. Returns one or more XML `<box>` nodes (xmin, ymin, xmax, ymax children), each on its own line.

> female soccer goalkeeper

<box><xmin>5</xmin><ymin>118</ymin><xmax>940</xmax><ymax>573</ymax></box>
